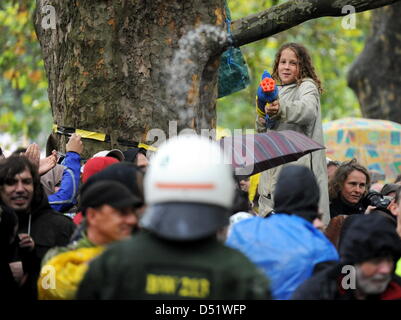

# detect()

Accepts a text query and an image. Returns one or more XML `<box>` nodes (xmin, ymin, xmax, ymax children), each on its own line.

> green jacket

<box><xmin>76</xmin><ymin>230</ymin><xmax>271</xmax><ymax>300</ymax></box>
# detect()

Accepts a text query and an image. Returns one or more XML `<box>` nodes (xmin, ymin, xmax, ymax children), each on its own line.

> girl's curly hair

<box><xmin>271</xmin><ymin>43</ymin><xmax>323</xmax><ymax>94</ymax></box>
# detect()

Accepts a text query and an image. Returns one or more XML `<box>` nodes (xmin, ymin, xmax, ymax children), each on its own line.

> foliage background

<box><xmin>0</xmin><ymin>0</ymin><xmax>371</xmax><ymax>149</ymax></box>
<box><xmin>0</xmin><ymin>0</ymin><xmax>52</xmax><ymax>150</ymax></box>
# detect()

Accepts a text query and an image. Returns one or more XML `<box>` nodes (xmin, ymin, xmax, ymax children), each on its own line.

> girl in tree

<box><xmin>256</xmin><ymin>43</ymin><xmax>330</xmax><ymax>226</ymax></box>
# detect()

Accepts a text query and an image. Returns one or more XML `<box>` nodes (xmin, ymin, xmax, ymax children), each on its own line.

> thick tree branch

<box><xmin>231</xmin><ymin>0</ymin><xmax>401</xmax><ymax>47</ymax></box>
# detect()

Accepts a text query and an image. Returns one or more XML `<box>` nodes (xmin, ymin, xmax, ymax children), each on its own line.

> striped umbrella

<box><xmin>219</xmin><ymin>130</ymin><xmax>325</xmax><ymax>176</ymax></box>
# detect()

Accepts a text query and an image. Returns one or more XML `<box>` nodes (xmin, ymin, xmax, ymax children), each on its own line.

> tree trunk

<box><xmin>34</xmin><ymin>0</ymin><xmax>226</xmax><ymax>157</ymax></box>
<box><xmin>348</xmin><ymin>3</ymin><xmax>401</xmax><ymax>121</ymax></box>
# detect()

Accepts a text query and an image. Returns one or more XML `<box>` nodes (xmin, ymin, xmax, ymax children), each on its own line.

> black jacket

<box><xmin>274</xmin><ymin>165</ymin><xmax>320</xmax><ymax>223</ymax></box>
<box><xmin>329</xmin><ymin>196</ymin><xmax>366</xmax><ymax>219</ymax></box>
<box><xmin>12</xmin><ymin>187</ymin><xmax>76</xmax><ymax>299</ymax></box>
<box><xmin>0</xmin><ymin>206</ymin><xmax>19</xmax><ymax>299</ymax></box>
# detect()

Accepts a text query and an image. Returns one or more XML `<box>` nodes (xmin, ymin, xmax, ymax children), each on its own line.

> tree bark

<box><xmin>348</xmin><ymin>3</ymin><xmax>401</xmax><ymax>121</ymax></box>
<box><xmin>33</xmin><ymin>0</ymin><xmax>401</xmax><ymax>157</ymax></box>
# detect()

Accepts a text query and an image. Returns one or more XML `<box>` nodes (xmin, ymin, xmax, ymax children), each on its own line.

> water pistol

<box><xmin>256</xmin><ymin>71</ymin><xmax>279</xmax><ymax>129</ymax></box>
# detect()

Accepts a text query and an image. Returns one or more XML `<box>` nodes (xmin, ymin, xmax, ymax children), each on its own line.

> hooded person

<box><xmin>226</xmin><ymin>165</ymin><xmax>339</xmax><ymax>300</ymax></box>
<box><xmin>76</xmin><ymin>135</ymin><xmax>271</xmax><ymax>300</ymax></box>
<box><xmin>0</xmin><ymin>156</ymin><xmax>76</xmax><ymax>299</ymax></box>
<box><xmin>292</xmin><ymin>213</ymin><xmax>401</xmax><ymax>300</ymax></box>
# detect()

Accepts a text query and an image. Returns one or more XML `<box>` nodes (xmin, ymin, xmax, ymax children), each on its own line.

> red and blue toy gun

<box><xmin>256</xmin><ymin>71</ymin><xmax>279</xmax><ymax>129</ymax></box>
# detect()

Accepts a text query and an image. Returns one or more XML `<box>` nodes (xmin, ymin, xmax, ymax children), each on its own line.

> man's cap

<box><xmin>92</xmin><ymin>149</ymin><xmax>125</xmax><ymax>162</ymax></box>
<box><xmin>381</xmin><ymin>183</ymin><xmax>400</xmax><ymax>196</ymax></box>
<box><xmin>274</xmin><ymin>165</ymin><xmax>320</xmax><ymax>223</ymax></box>
<box><xmin>80</xmin><ymin>180</ymin><xmax>143</xmax><ymax>212</ymax></box>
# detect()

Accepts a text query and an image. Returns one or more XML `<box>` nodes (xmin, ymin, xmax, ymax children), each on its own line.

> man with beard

<box><xmin>292</xmin><ymin>214</ymin><xmax>401</xmax><ymax>300</ymax></box>
<box><xmin>0</xmin><ymin>156</ymin><xmax>76</xmax><ymax>299</ymax></box>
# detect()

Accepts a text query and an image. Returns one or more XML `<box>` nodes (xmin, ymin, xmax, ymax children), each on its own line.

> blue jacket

<box><xmin>48</xmin><ymin>151</ymin><xmax>81</xmax><ymax>213</ymax></box>
<box><xmin>226</xmin><ymin>214</ymin><xmax>339</xmax><ymax>300</ymax></box>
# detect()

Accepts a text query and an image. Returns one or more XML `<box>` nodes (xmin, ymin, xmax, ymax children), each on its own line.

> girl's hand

<box><xmin>265</xmin><ymin>100</ymin><xmax>280</xmax><ymax>116</ymax></box>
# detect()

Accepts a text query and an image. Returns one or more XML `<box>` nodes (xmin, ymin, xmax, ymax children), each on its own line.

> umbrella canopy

<box><xmin>323</xmin><ymin>117</ymin><xmax>401</xmax><ymax>182</ymax></box>
<box><xmin>219</xmin><ymin>130</ymin><xmax>325</xmax><ymax>176</ymax></box>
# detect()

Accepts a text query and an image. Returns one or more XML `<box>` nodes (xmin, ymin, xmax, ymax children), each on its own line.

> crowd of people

<box><xmin>2</xmin><ymin>42</ymin><xmax>401</xmax><ymax>301</ymax></box>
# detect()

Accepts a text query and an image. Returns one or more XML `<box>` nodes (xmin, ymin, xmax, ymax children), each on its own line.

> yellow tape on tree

<box><xmin>75</xmin><ymin>129</ymin><xmax>106</xmax><ymax>142</ymax></box>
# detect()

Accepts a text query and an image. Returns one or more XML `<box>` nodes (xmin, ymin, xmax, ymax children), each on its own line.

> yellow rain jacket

<box><xmin>38</xmin><ymin>246</ymin><xmax>104</xmax><ymax>300</ymax></box>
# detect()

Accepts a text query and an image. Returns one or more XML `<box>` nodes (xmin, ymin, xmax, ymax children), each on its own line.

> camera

<box><xmin>362</xmin><ymin>191</ymin><xmax>392</xmax><ymax>211</ymax></box>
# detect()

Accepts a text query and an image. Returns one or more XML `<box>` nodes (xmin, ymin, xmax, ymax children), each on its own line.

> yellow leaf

<box><xmin>17</xmin><ymin>10</ymin><xmax>28</xmax><ymax>24</ymax></box>
<box><xmin>15</xmin><ymin>45</ymin><xmax>26</xmax><ymax>55</ymax></box>
<box><xmin>3</xmin><ymin>70</ymin><xmax>15</xmax><ymax>80</ymax></box>
<box><xmin>28</xmin><ymin>71</ymin><xmax>42</xmax><ymax>83</ymax></box>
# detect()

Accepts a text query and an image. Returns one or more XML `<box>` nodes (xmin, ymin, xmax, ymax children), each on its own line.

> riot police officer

<box><xmin>76</xmin><ymin>135</ymin><xmax>271</xmax><ymax>299</ymax></box>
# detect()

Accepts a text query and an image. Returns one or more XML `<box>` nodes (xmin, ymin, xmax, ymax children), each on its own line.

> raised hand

<box><xmin>24</xmin><ymin>143</ymin><xmax>40</xmax><ymax>169</ymax></box>
<box><xmin>39</xmin><ymin>150</ymin><xmax>58</xmax><ymax>175</ymax></box>
<box><xmin>66</xmin><ymin>133</ymin><xmax>83</xmax><ymax>155</ymax></box>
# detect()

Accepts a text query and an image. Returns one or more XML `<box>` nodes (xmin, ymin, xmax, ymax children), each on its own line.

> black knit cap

<box><xmin>80</xmin><ymin>180</ymin><xmax>143</xmax><ymax>213</ymax></box>
<box><xmin>339</xmin><ymin>214</ymin><xmax>401</xmax><ymax>265</ymax></box>
<box><xmin>274</xmin><ymin>165</ymin><xmax>320</xmax><ymax>223</ymax></box>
